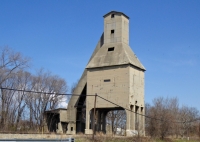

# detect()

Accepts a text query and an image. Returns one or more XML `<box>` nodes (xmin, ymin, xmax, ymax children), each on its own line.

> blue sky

<box><xmin>0</xmin><ymin>0</ymin><xmax>199</xmax><ymax>110</ymax></box>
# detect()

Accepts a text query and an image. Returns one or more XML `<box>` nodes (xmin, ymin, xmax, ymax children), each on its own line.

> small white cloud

<box><xmin>58</xmin><ymin>96</ymin><xmax>68</xmax><ymax>108</ymax></box>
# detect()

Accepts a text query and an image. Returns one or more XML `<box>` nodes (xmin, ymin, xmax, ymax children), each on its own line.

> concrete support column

<box><xmin>138</xmin><ymin>106</ymin><xmax>142</xmax><ymax>135</ymax></box>
<box><xmin>91</xmin><ymin>109</ymin><xmax>94</xmax><ymax>129</ymax></box>
<box><xmin>139</xmin><ymin>107</ymin><xmax>142</xmax><ymax>134</ymax></box>
<box><xmin>56</xmin><ymin>122</ymin><xmax>63</xmax><ymax>134</ymax></box>
<box><xmin>140</xmin><ymin>107</ymin><xmax>145</xmax><ymax>136</ymax></box>
<box><xmin>85</xmin><ymin>108</ymin><xmax>93</xmax><ymax>134</ymax></box>
<box><xmin>126</xmin><ymin>105</ymin><xmax>138</xmax><ymax>136</ymax></box>
<box><xmin>135</xmin><ymin>106</ymin><xmax>139</xmax><ymax>130</ymax></box>
<box><xmin>85</xmin><ymin>109</ymin><xmax>90</xmax><ymax>130</ymax></box>
<box><xmin>130</xmin><ymin>105</ymin><xmax>135</xmax><ymax>130</ymax></box>
<box><xmin>126</xmin><ymin>110</ymin><xmax>131</xmax><ymax>136</ymax></box>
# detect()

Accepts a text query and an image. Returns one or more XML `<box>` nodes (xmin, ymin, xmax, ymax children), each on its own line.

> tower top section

<box><xmin>103</xmin><ymin>11</ymin><xmax>129</xmax><ymax>19</ymax></box>
<box><xmin>86</xmin><ymin>11</ymin><xmax>145</xmax><ymax>71</ymax></box>
<box><xmin>103</xmin><ymin>11</ymin><xmax>130</xmax><ymax>45</ymax></box>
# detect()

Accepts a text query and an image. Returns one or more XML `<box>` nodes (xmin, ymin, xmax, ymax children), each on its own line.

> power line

<box><xmin>1</xmin><ymin>87</ymin><xmax>200</xmax><ymax>123</ymax></box>
<box><xmin>0</xmin><ymin>87</ymin><xmax>95</xmax><ymax>96</ymax></box>
<box><xmin>97</xmin><ymin>95</ymin><xmax>200</xmax><ymax>123</ymax></box>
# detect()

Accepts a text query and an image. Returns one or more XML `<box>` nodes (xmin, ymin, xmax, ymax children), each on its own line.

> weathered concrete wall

<box><xmin>104</xmin><ymin>13</ymin><xmax>129</xmax><ymax>45</ymax></box>
<box><xmin>66</xmin><ymin>33</ymin><xmax>104</xmax><ymax>134</ymax></box>
<box><xmin>87</xmin><ymin>65</ymin><xmax>129</xmax><ymax>109</ymax></box>
<box><xmin>129</xmin><ymin>66</ymin><xmax>144</xmax><ymax>107</ymax></box>
<box><xmin>60</xmin><ymin>110</ymin><xmax>68</xmax><ymax>122</ymax></box>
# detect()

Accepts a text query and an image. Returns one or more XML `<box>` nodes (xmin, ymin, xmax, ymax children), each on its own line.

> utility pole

<box><xmin>92</xmin><ymin>93</ymin><xmax>97</xmax><ymax>141</ymax></box>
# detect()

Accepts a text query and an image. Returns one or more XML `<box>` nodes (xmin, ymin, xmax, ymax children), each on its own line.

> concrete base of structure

<box><xmin>56</xmin><ymin>122</ymin><xmax>63</xmax><ymax>134</ymax></box>
<box><xmin>126</xmin><ymin>130</ymin><xmax>138</xmax><ymax>136</ymax></box>
<box><xmin>66</xmin><ymin>131</ymin><xmax>76</xmax><ymax>135</ymax></box>
<box><xmin>85</xmin><ymin>129</ymin><xmax>93</xmax><ymax>134</ymax></box>
<box><xmin>138</xmin><ymin>130</ymin><xmax>145</xmax><ymax>136</ymax></box>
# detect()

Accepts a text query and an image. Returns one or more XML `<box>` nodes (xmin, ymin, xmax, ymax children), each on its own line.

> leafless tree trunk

<box><xmin>25</xmin><ymin>69</ymin><xmax>68</xmax><ymax>131</ymax></box>
<box><xmin>0</xmin><ymin>47</ymin><xmax>69</xmax><ymax>133</ymax></box>
<box><xmin>146</xmin><ymin>97</ymin><xmax>199</xmax><ymax>139</ymax></box>
<box><xmin>15</xmin><ymin>70</ymin><xmax>32</xmax><ymax>130</ymax></box>
<box><xmin>0</xmin><ymin>47</ymin><xmax>29</xmax><ymax>129</ymax></box>
<box><xmin>178</xmin><ymin>106</ymin><xmax>199</xmax><ymax>139</ymax></box>
<box><xmin>106</xmin><ymin>110</ymin><xmax>126</xmax><ymax>135</ymax></box>
<box><xmin>145</xmin><ymin>97</ymin><xmax>179</xmax><ymax>139</ymax></box>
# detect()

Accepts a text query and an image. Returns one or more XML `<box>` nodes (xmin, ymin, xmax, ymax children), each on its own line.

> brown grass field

<box><xmin>75</xmin><ymin>134</ymin><xmax>200</xmax><ymax>142</ymax></box>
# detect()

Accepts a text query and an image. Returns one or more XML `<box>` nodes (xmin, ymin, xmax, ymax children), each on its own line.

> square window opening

<box><xmin>111</xmin><ymin>30</ymin><xmax>114</xmax><ymax>34</ymax></box>
<box><xmin>104</xmin><ymin>79</ymin><xmax>111</xmax><ymax>82</ymax></box>
<box><xmin>108</xmin><ymin>47</ymin><xmax>114</xmax><ymax>51</ymax></box>
<box><xmin>111</xmin><ymin>14</ymin><xmax>115</xmax><ymax>18</ymax></box>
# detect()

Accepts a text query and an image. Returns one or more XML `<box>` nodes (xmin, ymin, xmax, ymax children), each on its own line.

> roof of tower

<box><xmin>103</xmin><ymin>11</ymin><xmax>129</xmax><ymax>19</ymax></box>
<box><xmin>86</xmin><ymin>43</ymin><xmax>145</xmax><ymax>71</ymax></box>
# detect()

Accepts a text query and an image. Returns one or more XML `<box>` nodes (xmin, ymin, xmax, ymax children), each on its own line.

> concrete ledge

<box><xmin>126</xmin><ymin>130</ymin><xmax>138</xmax><ymax>136</ymax></box>
<box><xmin>85</xmin><ymin>129</ymin><xmax>93</xmax><ymax>134</ymax></box>
<box><xmin>66</xmin><ymin>131</ymin><xmax>76</xmax><ymax>135</ymax></box>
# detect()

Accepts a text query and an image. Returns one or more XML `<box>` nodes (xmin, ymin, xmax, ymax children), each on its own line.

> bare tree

<box><xmin>25</xmin><ymin>69</ymin><xmax>68</xmax><ymax>130</ymax></box>
<box><xmin>14</xmin><ymin>70</ymin><xmax>32</xmax><ymax>130</ymax></box>
<box><xmin>178</xmin><ymin>106</ymin><xmax>199</xmax><ymax>139</ymax></box>
<box><xmin>145</xmin><ymin>97</ymin><xmax>179</xmax><ymax>139</ymax></box>
<box><xmin>0</xmin><ymin>47</ymin><xmax>29</xmax><ymax>129</ymax></box>
<box><xmin>146</xmin><ymin>97</ymin><xmax>200</xmax><ymax>139</ymax></box>
<box><xmin>106</xmin><ymin>110</ymin><xmax>126</xmax><ymax>135</ymax></box>
<box><xmin>0</xmin><ymin>74</ymin><xmax>17</xmax><ymax>130</ymax></box>
<box><xmin>0</xmin><ymin>47</ymin><xmax>69</xmax><ymax>133</ymax></box>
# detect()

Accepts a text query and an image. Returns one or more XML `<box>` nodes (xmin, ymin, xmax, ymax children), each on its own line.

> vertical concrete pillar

<box><xmin>91</xmin><ymin>109</ymin><xmax>94</xmax><ymax>129</ymax></box>
<box><xmin>138</xmin><ymin>106</ymin><xmax>142</xmax><ymax>134</ymax></box>
<box><xmin>135</xmin><ymin>106</ymin><xmax>139</xmax><ymax>130</ymax></box>
<box><xmin>85</xmin><ymin>108</ymin><xmax>93</xmax><ymax>134</ymax></box>
<box><xmin>139</xmin><ymin>107</ymin><xmax>142</xmax><ymax>134</ymax></box>
<box><xmin>56</xmin><ymin>122</ymin><xmax>63</xmax><ymax>134</ymax></box>
<box><xmin>126</xmin><ymin>110</ymin><xmax>131</xmax><ymax>136</ymax></box>
<box><xmin>130</xmin><ymin>105</ymin><xmax>135</xmax><ymax>130</ymax></box>
<box><xmin>141</xmin><ymin>107</ymin><xmax>145</xmax><ymax>136</ymax></box>
<box><xmin>85</xmin><ymin>109</ymin><xmax>90</xmax><ymax>130</ymax></box>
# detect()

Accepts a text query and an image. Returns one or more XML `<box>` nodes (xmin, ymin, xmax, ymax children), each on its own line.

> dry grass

<box><xmin>75</xmin><ymin>134</ymin><xmax>200</xmax><ymax>142</ymax></box>
<box><xmin>76</xmin><ymin>134</ymin><xmax>152</xmax><ymax>142</ymax></box>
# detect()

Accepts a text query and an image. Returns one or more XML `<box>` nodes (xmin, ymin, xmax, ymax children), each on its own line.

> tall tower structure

<box><xmin>66</xmin><ymin>11</ymin><xmax>145</xmax><ymax>136</ymax></box>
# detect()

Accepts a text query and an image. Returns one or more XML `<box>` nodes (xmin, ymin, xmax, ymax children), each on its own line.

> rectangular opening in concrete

<box><xmin>71</xmin><ymin>127</ymin><xmax>73</xmax><ymax>131</ymax></box>
<box><xmin>108</xmin><ymin>47</ymin><xmax>114</xmax><ymax>51</ymax></box>
<box><xmin>104</xmin><ymin>79</ymin><xmax>110</xmax><ymax>82</ymax></box>
<box><xmin>111</xmin><ymin>29</ymin><xmax>114</xmax><ymax>34</ymax></box>
<box><xmin>111</xmin><ymin>14</ymin><xmax>115</xmax><ymax>18</ymax></box>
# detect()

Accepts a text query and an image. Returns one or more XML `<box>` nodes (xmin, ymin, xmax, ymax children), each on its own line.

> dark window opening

<box><xmin>71</xmin><ymin>127</ymin><xmax>73</xmax><ymax>131</ymax></box>
<box><xmin>111</xmin><ymin>14</ymin><xmax>115</xmax><ymax>18</ymax></box>
<box><xmin>108</xmin><ymin>47</ymin><xmax>114</xmax><ymax>51</ymax></box>
<box><xmin>130</xmin><ymin>105</ymin><xmax>133</xmax><ymax>110</ymax></box>
<box><xmin>104</xmin><ymin>79</ymin><xmax>110</xmax><ymax>82</ymax></box>
<box><xmin>111</xmin><ymin>30</ymin><xmax>114</xmax><ymax>34</ymax></box>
